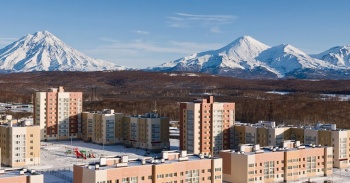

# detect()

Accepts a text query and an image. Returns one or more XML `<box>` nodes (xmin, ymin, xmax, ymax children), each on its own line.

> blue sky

<box><xmin>1</xmin><ymin>0</ymin><xmax>350</xmax><ymax>68</ymax></box>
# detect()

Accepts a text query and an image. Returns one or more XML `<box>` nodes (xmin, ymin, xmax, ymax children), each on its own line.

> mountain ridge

<box><xmin>151</xmin><ymin>36</ymin><xmax>349</xmax><ymax>79</ymax></box>
<box><xmin>2</xmin><ymin>31</ymin><xmax>350</xmax><ymax>79</ymax></box>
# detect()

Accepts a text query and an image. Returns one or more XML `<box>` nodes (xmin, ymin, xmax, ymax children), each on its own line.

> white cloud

<box><xmin>133</xmin><ymin>30</ymin><xmax>149</xmax><ymax>35</ymax></box>
<box><xmin>210</xmin><ymin>26</ymin><xmax>222</xmax><ymax>33</ymax></box>
<box><xmin>167</xmin><ymin>12</ymin><xmax>237</xmax><ymax>31</ymax></box>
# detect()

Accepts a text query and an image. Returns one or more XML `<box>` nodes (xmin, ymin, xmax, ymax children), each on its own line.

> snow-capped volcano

<box><xmin>154</xmin><ymin>36</ymin><xmax>270</xmax><ymax>72</ymax></box>
<box><xmin>0</xmin><ymin>31</ymin><xmax>126</xmax><ymax>72</ymax></box>
<box><xmin>152</xmin><ymin>36</ymin><xmax>349</xmax><ymax>79</ymax></box>
<box><xmin>153</xmin><ymin>36</ymin><xmax>276</xmax><ymax>76</ymax></box>
<box><xmin>312</xmin><ymin>45</ymin><xmax>350</xmax><ymax>67</ymax></box>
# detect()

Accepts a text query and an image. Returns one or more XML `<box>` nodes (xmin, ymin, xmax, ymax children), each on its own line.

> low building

<box><xmin>82</xmin><ymin>110</ymin><xmax>169</xmax><ymax>151</ymax></box>
<box><xmin>0</xmin><ymin>122</ymin><xmax>40</xmax><ymax>167</ymax></box>
<box><xmin>73</xmin><ymin>150</ymin><xmax>222</xmax><ymax>183</ymax></box>
<box><xmin>0</xmin><ymin>168</ymin><xmax>43</xmax><ymax>183</ymax></box>
<box><xmin>233</xmin><ymin>122</ymin><xmax>349</xmax><ymax>168</ymax></box>
<box><xmin>219</xmin><ymin>141</ymin><xmax>333</xmax><ymax>183</ymax></box>
<box><xmin>0</xmin><ymin>114</ymin><xmax>12</xmax><ymax>124</ymax></box>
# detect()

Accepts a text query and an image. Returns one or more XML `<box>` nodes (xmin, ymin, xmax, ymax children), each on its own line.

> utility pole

<box><xmin>153</xmin><ymin>101</ymin><xmax>157</xmax><ymax>113</ymax></box>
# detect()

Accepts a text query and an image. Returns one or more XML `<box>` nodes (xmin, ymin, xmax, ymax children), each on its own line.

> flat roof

<box><xmin>222</xmin><ymin>145</ymin><xmax>329</xmax><ymax>156</ymax></box>
<box><xmin>0</xmin><ymin>169</ymin><xmax>41</xmax><ymax>179</ymax></box>
<box><xmin>85</xmin><ymin>154</ymin><xmax>214</xmax><ymax>171</ymax></box>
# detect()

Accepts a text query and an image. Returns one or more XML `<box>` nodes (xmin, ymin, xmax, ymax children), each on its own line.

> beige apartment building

<box><xmin>34</xmin><ymin>86</ymin><xmax>82</xmax><ymax>141</ymax></box>
<box><xmin>220</xmin><ymin>141</ymin><xmax>333</xmax><ymax>183</ymax></box>
<box><xmin>82</xmin><ymin>111</ymin><xmax>169</xmax><ymax>151</ymax></box>
<box><xmin>180</xmin><ymin>96</ymin><xmax>235</xmax><ymax>155</ymax></box>
<box><xmin>0</xmin><ymin>169</ymin><xmax>43</xmax><ymax>183</ymax></box>
<box><xmin>233</xmin><ymin>122</ymin><xmax>350</xmax><ymax>168</ymax></box>
<box><xmin>73</xmin><ymin>150</ymin><xmax>222</xmax><ymax>183</ymax></box>
<box><xmin>123</xmin><ymin>113</ymin><xmax>169</xmax><ymax>151</ymax></box>
<box><xmin>0</xmin><ymin>122</ymin><xmax>40</xmax><ymax>167</ymax></box>
<box><xmin>81</xmin><ymin>109</ymin><xmax>124</xmax><ymax>145</ymax></box>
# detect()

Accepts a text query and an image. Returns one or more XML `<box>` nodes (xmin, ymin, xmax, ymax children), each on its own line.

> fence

<box><xmin>38</xmin><ymin>167</ymin><xmax>73</xmax><ymax>183</ymax></box>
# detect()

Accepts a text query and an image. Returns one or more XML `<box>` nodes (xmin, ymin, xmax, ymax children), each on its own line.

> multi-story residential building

<box><xmin>233</xmin><ymin>122</ymin><xmax>350</xmax><ymax>168</ymax></box>
<box><xmin>0</xmin><ymin>122</ymin><xmax>40</xmax><ymax>167</ymax></box>
<box><xmin>73</xmin><ymin>150</ymin><xmax>222</xmax><ymax>183</ymax></box>
<box><xmin>220</xmin><ymin>141</ymin><xmax>333</xmax><ymax>183</ymax></box>
<box><xmin>180</xmin><ymin>96</ymin><xmax>235</xmax><ymax>155</ymax></box>
<box><xmin>123</xmin><ymin>112</ymin><xmax>169</xmax><ymax>151</ymax></box>
<box><xmin>34</xmin><ymin>86</ymin><xmax>82</xmax><ymax>141</ymax></box>
<box><xmin>0</xmin><ymin>168</ymin><xmax>43</xmax><ymax>183</ymax></box>
<box><xmin>82</xmin><ymin>111</ymin><xmax>169</xmax><ymax>151</ymax></box>
<box><xmin>81</xmin><ymin>109</ymin><xmax>124</xmax><ymax>145</ymax></box>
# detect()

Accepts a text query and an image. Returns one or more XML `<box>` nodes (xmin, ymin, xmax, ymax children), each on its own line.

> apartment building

<box><xmin>82</xmin><ymin>111</ymin><xmax>169</xmax><ymax>151</ymax></box>
<box><xmin>123</xmin><ymin>113</ymin><xmax>170</xmax><ymax>151</ymax></box>
<box><xmin>180</xmin><ymin>96</ymin><xmax>235</xmax><ymax>155</ymax></box>
<box><xmin>34</xmin><ymin>86</ymin><xmax>82</xmax><ymax>141</ymax></box>
<box><xmin>220</xmin><ymin>141</ymin><xmax>333</xmax><ymax>183</ymax></box>
<box><xmin>0</xmin><ymin>169</ymin><xmax>43</xmax><ymax>183</ymax></box>
<box><xmin>233</xmin><ymin>122</ymin><xmax>350</xmax><ymax>168</ymax></box>
<box><xmin>81</xmin><ymin>109</ymin><xmax>124</xmax><ymax>145</ymax></box>
<box><xmin>0</xmin><ymin>122</ymin><xmax>40</xmax><ymax>167</ymax></box>
<box><xmin>73</xmin><ymin>150</ymin><xmax>222</xmax><ymax>183</ymax></box>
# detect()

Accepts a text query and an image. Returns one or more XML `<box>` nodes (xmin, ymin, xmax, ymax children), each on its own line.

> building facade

<box><xmin>34</xmin><ymin>86</ymin><xmax>82</xmax><ymax>141</ymax></box>
<box><xmin>0</xmin><ymin>123</ymin><xmax>40</xmax><ymax>167</ymax></box>
<box><xmin>73</xmin><ymin>151</ymin><xmax>222</xmax><ymax>183</ymax></box>
<box><xmin>81</xmin><ymin>109</ymin><xmax>124</xmax><ymax>145</ymax></box>
<box><xmin>220</xmin><ymin>142</ymin><xmax>333</xmax><ymax>183</ymax></box>
<box><xmin>0</xmin><ymin>169</ymin><xmax>43</xmax><ymax>183</ymax></box>
<box><xmin>123</xmin><ymin>113</ymin><xmax>169</xmax><ymax>151</ymax></box>
<box><xmin>180</xmin><ymin>96</ymin><xmax>235</xmax><ymax>155</ymax></box>
<box><xmin>82</xmin><ymin>111</ymin><xmax>169</xmax><ymax>151</ymax></box>
<box><xmin>233</xmin><ymin>122</ymin><xmax>350</xmax><ymax>168</ymax></box>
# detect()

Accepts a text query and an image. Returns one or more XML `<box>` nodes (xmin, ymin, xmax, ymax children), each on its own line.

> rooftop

<box><xmin>222</xmin><ymin>142</ymin><xmax>330</xmax><ymax>156</ymax></box>
<box><xmin>0</xmin><ymin>168</ymin><xmax>41</xmax><ymax>179</ymax></box>
<box><xmin>81</xmin><ymin>151</ymin><xmax>215</xmax><ymax>171</ymax></box>
<box><xmin>235</xmin><ymin>121</ymin><xmax>347</xmax><ymax>131</ymax></box>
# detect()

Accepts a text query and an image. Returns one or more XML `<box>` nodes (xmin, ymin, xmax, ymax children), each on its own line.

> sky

<box><xmin>1</xmin><ymin>0</ymin><xmax>350</xmax><ymax>68</ymax></box>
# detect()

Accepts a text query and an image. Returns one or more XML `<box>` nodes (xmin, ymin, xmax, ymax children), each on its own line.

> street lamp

<box><xmin>71</xmin><ymin>136</ymin><xmax>76</xmax><ymax>146</ymax></box>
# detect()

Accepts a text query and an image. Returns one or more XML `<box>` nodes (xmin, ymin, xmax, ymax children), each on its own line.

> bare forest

<box><xmin>2</xmin><ymin>71</ymin><xmax>350</xmax><ymax>128</ymax></box>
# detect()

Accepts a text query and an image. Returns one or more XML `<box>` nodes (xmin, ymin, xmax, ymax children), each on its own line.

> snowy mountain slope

<box><xmin>312</xmin><ymin>45</ymin><xmax>350</xmax><ymax>67</ymax></box>
<box><xmin>256</xmin><ymin>44</ymin><xmax>338</xmax><ymax>77</ymax></box>
<box><xmin>0</xmin><ymin>31</ymin><xmax>126</xmax><ymax>72</ymax></box>
<box><xmin>153</xmin><ymin>36</ymin><xmax>271</xmax><ymax>72</ymax></box>
<box><xmin>152</xmin><ymin>36</ymin><xmax>349</xmax><ymax>79</ymax></box>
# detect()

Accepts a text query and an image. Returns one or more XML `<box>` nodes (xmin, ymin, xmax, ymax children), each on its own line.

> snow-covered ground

<box><xmin>266</xmin><ymin>91</ymin><xmax>291</xmax><ymax>95</ymax></box>
<box><xmin>320</xmin><ymin>94</ymin><xmax>350</xmax><ymax>101</ymax></box>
